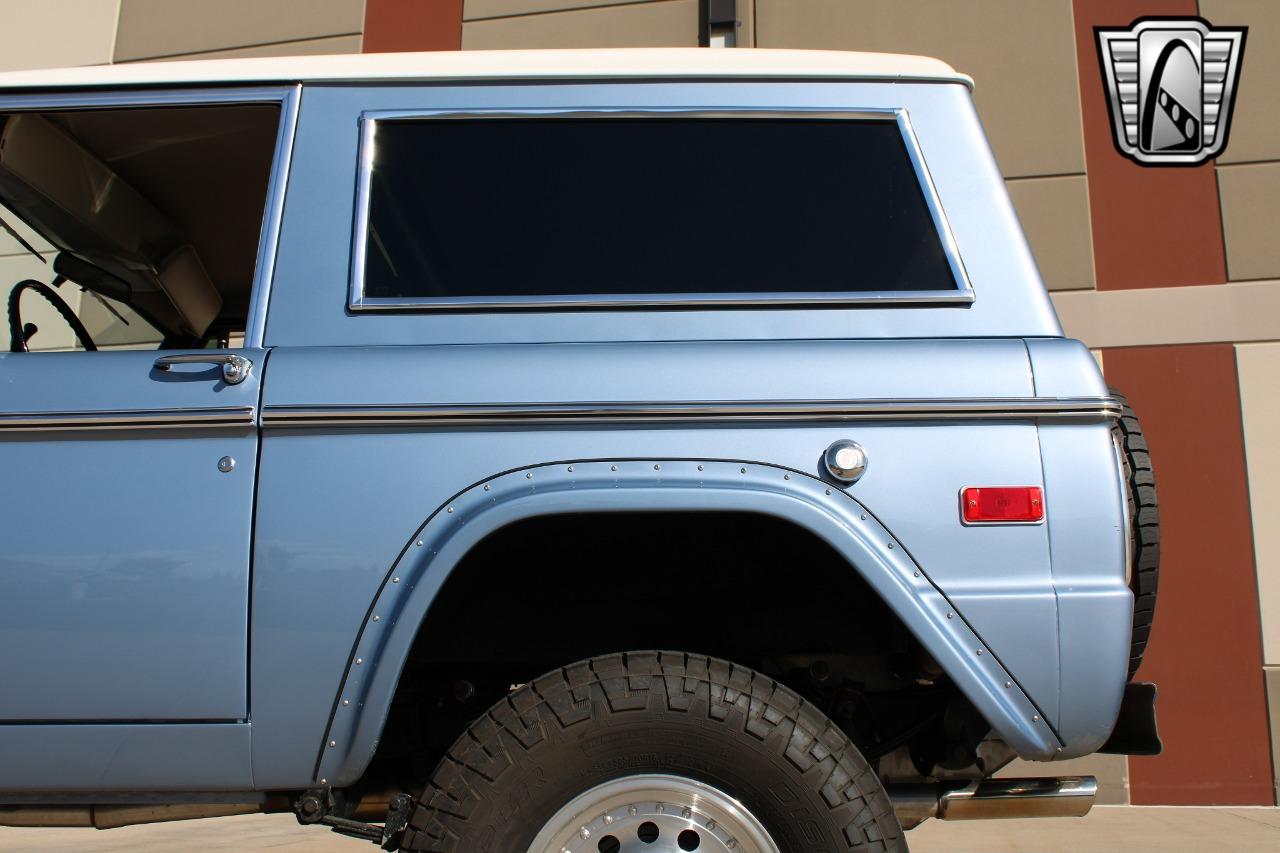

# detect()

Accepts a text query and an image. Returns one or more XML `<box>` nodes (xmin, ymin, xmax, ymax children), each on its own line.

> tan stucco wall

<box><xmin>1237</xmin><ymin>342</ymin><xmax>1280</xmax><ymax>666</ymax></box>
<box><xmin>1007</xmin><ymin>175</ymin><xmax>1097</xmax><ymax>292</ymax></box>
<box><xmin>755</xmin><ymin>0</ymin><xmax>1085</xmax><ymax>180</ymax></box>
<box><xmin>1052</xmin><ymin>280</ymin><xmax>1280</xmax><ymax>349</ymax></box>
<box><xmin>1236</xmin><ymin>341</ymin><xmax>1280</xmax><ymax>803</ymax></box>
<box><xmin>466</xmin><ymin>0</ymin><xmax>657</xmax><ymax>18</ymax></box>
<box><xmin>1202</xmin><ymin>1</ymin><xmax>1280</xmax><ymax>303</ymax></box>
<box><xmin>1202</xmin><ymin>0</ymin><xmax>1280</xmax><ymax>165</ymax></box>
<box><xmin>1218</xmin><ymin>163</ymin><xmax>1280</xmax><ymax>282</ymax></box>
<box><xmin>462</xmin><ymin>0</ymin><xmax>698</xmax><ymax>50</ymax></box>
<box><xmin>0</xmin><ymin>0</ymin><xmax>120</xmax><ymax>72</ymax></box>
<box><xmin>112</xmin><ymin>0</ymin><xmax>365</xmax><ymax>62</ymax></box>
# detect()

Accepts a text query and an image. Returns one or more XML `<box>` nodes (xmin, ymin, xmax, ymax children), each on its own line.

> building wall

<box><xmin>0</xmin><ymin>0</ymin><xmax>1274</xmax><ymax>806</ymax></box>
<box><xmin>0</xmin><ymin>0</ymin><xmax>120</xmax><ymax>71</ymax></box>
<box><xmin>463</xmin><ymin>0</ymin><xmax>698</xmax><ymax>49</ymax></box>
<box><xmin>112</xmin><ymin>0</ymin><xmax>365</xmax><ymax>62</ymax></box>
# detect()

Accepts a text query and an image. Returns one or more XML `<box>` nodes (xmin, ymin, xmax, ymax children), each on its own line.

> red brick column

<box><xmin>1103</xmin><ymin>346</ymin><xmax>1273</xmax><ymax>804</ymax></box>
<box><xmin>364</xmin><ymin>0</ymin><xmax>464</xmax><ymax>53</ymax></box>
<box><xmin>1074</xmin><ymin>0</ymin><xmax>1274</xmax><ymax>804</ymax></box>
<box><xmin>1074</xmin><ymin>0</ymin><xmax>1225</xmax><ymax>290</ymax></box>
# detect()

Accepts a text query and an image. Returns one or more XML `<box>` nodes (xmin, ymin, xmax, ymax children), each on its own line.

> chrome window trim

<box><xmin>245</xmin><ymin>84</ymin><xmax>301</xmax><ymax>349</ymax></box>
<box><xmin>0</xmin><ymin>85</ymin><xmax>300</xmax><ymax>350</ymax></box>
<box><xmin>262</xmin><ymin>397</ymin><xmax>1120</xmax><ymax>428</ymax></box>
<box><xmin>0</xmin><ymin>406</ymin><xmax>256</xmax><ymax>432</ymax></box>
<box><xmin>347</xmin><ymin>107</ymin><xmax>975</xmax><ymax>313</ymax></box>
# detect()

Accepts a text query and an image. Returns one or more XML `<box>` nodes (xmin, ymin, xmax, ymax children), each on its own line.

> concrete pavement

<box><xmin>2</xmin><ymin>806</ymin><xmax>1278</xmax><ymax>851</ymax></box>
<box><xmin>909</xmin><ymin>805</ymin><xmax>1280</xmax><ymax>851</ymax></box>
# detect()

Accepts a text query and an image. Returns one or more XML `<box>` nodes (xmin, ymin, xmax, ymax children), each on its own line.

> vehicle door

<box><xmin>0</xmin><ymin>86</ymin><xmax>295</xmax><ymax>790</ymax></box>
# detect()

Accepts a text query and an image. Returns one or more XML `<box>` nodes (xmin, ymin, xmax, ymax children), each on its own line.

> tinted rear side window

<box><xmin>359</xmin><ymin>117</ymin><xmax>959</xmax><ymax>303</ymax></box>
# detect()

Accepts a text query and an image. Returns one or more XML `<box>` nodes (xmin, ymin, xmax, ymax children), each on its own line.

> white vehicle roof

<box><xmin>0</xmin><ymin>48</ymin><xmax>971</xmax><ymax>92</ymax></box>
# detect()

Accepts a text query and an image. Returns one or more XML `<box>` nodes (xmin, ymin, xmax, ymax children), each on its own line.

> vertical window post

<box><xmin>700</xmin><ymin>0</ymin><xmax>738</xmax><ymax>48</ymax></box>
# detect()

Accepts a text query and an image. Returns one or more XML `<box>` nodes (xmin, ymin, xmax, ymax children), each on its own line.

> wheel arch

<box><xmin>315</xmin><ymin>458</ymin><xmax>1062</xmax><ymax>786</ymax></box>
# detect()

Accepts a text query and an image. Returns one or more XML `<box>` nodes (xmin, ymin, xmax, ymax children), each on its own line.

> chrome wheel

<box><xmin>528</xmin><ymin>774</ymin><xmax>780</xmax><ymax>853</ymax></box>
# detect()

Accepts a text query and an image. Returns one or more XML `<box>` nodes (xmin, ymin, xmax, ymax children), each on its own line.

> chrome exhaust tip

<box><xmin>889</xmin><ymin>776</ymin><xmax>1097</xmax><ymax>823</ymax></box>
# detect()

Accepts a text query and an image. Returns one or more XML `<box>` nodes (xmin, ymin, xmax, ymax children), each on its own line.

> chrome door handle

<box><xmin>154</xmin><ymin>353</ymin><xmax>253</xmax><ymax>385</ymax></box>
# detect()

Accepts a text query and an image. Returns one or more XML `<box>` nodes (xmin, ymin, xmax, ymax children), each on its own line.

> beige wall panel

<box><xmin>0</xmin><ymin>0</ymin><xmax>120</xmax><ymax>71</ymax></box>
<box><xmin>737</xmin><ymin>0</ymin><xmax>755</xmax><ymax>48</ymax></box>
<box><xmin>466</xmin><ymin>0</ymin><xmax>655</xmax><ymax>20</ymax></box>
<box><xmin>1006</xmin><ymin>175</ymin><xmax>1096</xmax><ymax>291</ymax></box>
<box><xmin>1051</xmin><ymin>279</ymin><xmax>1280</xmax><ymax>349</ymax></box>
<box><xmin>1202</xmin><ymin>0</ymin><xmax>1280</xmax><ymax>164</ymax></box>
<box><xmin>756</xmin><ymin>0</ymin><xmax>1084</xmax><ymax>179</ymax></box>
<box><xmin>1236</xmin><ymin>343</ymin><xmax>1280</xmax><ymax>666</ymax></box>
<box><xmin>152</xmin><ymin>35</ymin><xmax>364</xmax><ymax>63</ymax></box>
<box><xmin>1218</xmin><ymin>162</ymin><xmax>1280</xmax><ymax>281</ymax></box>
<box><xmin>463</xmin><ymin>0</ymin><xmax>697</xmax><ymax>49</ymax></box>
<box><xmin>1000</xmin><ymin>754</ymin><xmax>1128</xmax><ymax>804</ymax></box>
<box><xmin>114</xmin><ymin>0</ymin><xmax>364</xmax><ymax>62</ymax></box>
<box><xmin>1268</xmin><ymin>667</ymin><xmax>1280</xmax><ymax>803</ymax></box>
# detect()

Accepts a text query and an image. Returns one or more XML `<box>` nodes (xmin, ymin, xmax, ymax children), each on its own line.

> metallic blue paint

<box><xmin>265</xmin><ymin>81</ymin><xmax>1060</xmax><ymax>348</ymax></box>
<box><xmin>1039</xmin><ymin>422</ymin><xmax>1131</xmax><ymax>756</ymax></box>
<box><xmin>0</xmin><ymin>350</ymin><xmax>262</xmax><ymax>723</ymax></box>
<box><xmin>0</xmin><ymin>75</ymin><xmax>1132</xmax><ymax>797</ymax></box>
<box><xmin>248</xmin><ymin>415</ymin><xmax>1080</xmax><ymax>786</ymax></box>
<box><xmin>0</xmin><ymin>724</ymin><xmax>251</xmax><ymax>792</ymax></box>
<box><xmin>247</xmin><ymin>337</ymin><xmax>1081</xmax><ymax>786</ymax></box>
<box><xmin>314</xmin><ymin>459</ymin><xmax>1063</xmax><ymax>786</ymax></box>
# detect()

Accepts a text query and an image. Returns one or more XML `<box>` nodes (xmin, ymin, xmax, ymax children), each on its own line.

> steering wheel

<box><xmin>7</xmin><ymin>279</ymin><xmax>98</xmax><ymax>353</ymax></box>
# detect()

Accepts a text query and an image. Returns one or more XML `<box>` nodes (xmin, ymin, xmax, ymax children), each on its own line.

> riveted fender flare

<box><xmin>314</xmin><ymin>459</ymin><xmax>1062</xmax><ymax>785</ymax></box>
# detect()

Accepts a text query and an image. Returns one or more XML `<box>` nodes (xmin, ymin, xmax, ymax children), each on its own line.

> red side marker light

<box><xmin>962</xmin><ymin>487</ymin><xmax>1044</xmax><ymax>523</ymax></box>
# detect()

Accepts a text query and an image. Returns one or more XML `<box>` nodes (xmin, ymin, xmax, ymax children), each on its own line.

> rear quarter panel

<box><xmin>249</xmin><ymin>341</ymin><xmax>1065</xmax><ymax>785</ymax></box>
<box><xmin>246</xmin><ymin>79</ymin><xmax>1122</xmax><ymax>786</ymax></box>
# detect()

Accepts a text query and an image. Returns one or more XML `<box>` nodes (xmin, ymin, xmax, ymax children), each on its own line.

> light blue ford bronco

<box><xmin>0</xmin><ymin>49</ymin><xmax>1160</xmax><ymax>852</ymax></box>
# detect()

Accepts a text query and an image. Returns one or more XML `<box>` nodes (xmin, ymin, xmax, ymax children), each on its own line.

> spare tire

<box><xmin>1111</xmin><ymin>388</ymin><xmax>1160</xmax><ymax>681</ymax></box>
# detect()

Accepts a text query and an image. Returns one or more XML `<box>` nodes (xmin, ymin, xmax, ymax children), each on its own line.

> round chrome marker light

<box><xmin>824</xmin><ymin>440</ymin><xmax>868</xmax><ymax>484</ymax></box>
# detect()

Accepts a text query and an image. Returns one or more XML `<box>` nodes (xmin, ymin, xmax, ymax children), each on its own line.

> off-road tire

<box><xmin>399</xmin><ymin>651</ymin><xmax>906</xmax><ymax>852</ymax></box>
<box><xmin>1111</xmin><ymin>388</ymin><xmax>1160</xmax><ymax>681</ymax></box>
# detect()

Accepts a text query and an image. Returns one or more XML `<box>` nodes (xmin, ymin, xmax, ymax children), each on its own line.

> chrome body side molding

<box><xmin>261</xmin><ymin>397</ymin><xmax>1121</xmax><ymax>428</ymax></box>
<box><xmin>0</xmin><ymin>407</ymin><xmax>256</xmax><ymax>432</ymax></box>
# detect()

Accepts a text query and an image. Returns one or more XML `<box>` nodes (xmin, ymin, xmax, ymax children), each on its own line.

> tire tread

<box><xmin>1111</xmin><ymin>388</ymin><xmax>1160</xmax><ymax>681</ymax></box>
<box><xmin>400</xmin><ymin>651</ymin><xmax>904</xmax><ymax>852</ymax></box>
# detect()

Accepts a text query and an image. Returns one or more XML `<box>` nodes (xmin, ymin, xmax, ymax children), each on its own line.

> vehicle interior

<box><xmin>0</xmin><ymin>103</ymin><xmax>280</xmax><ymax>353</ymax></box>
